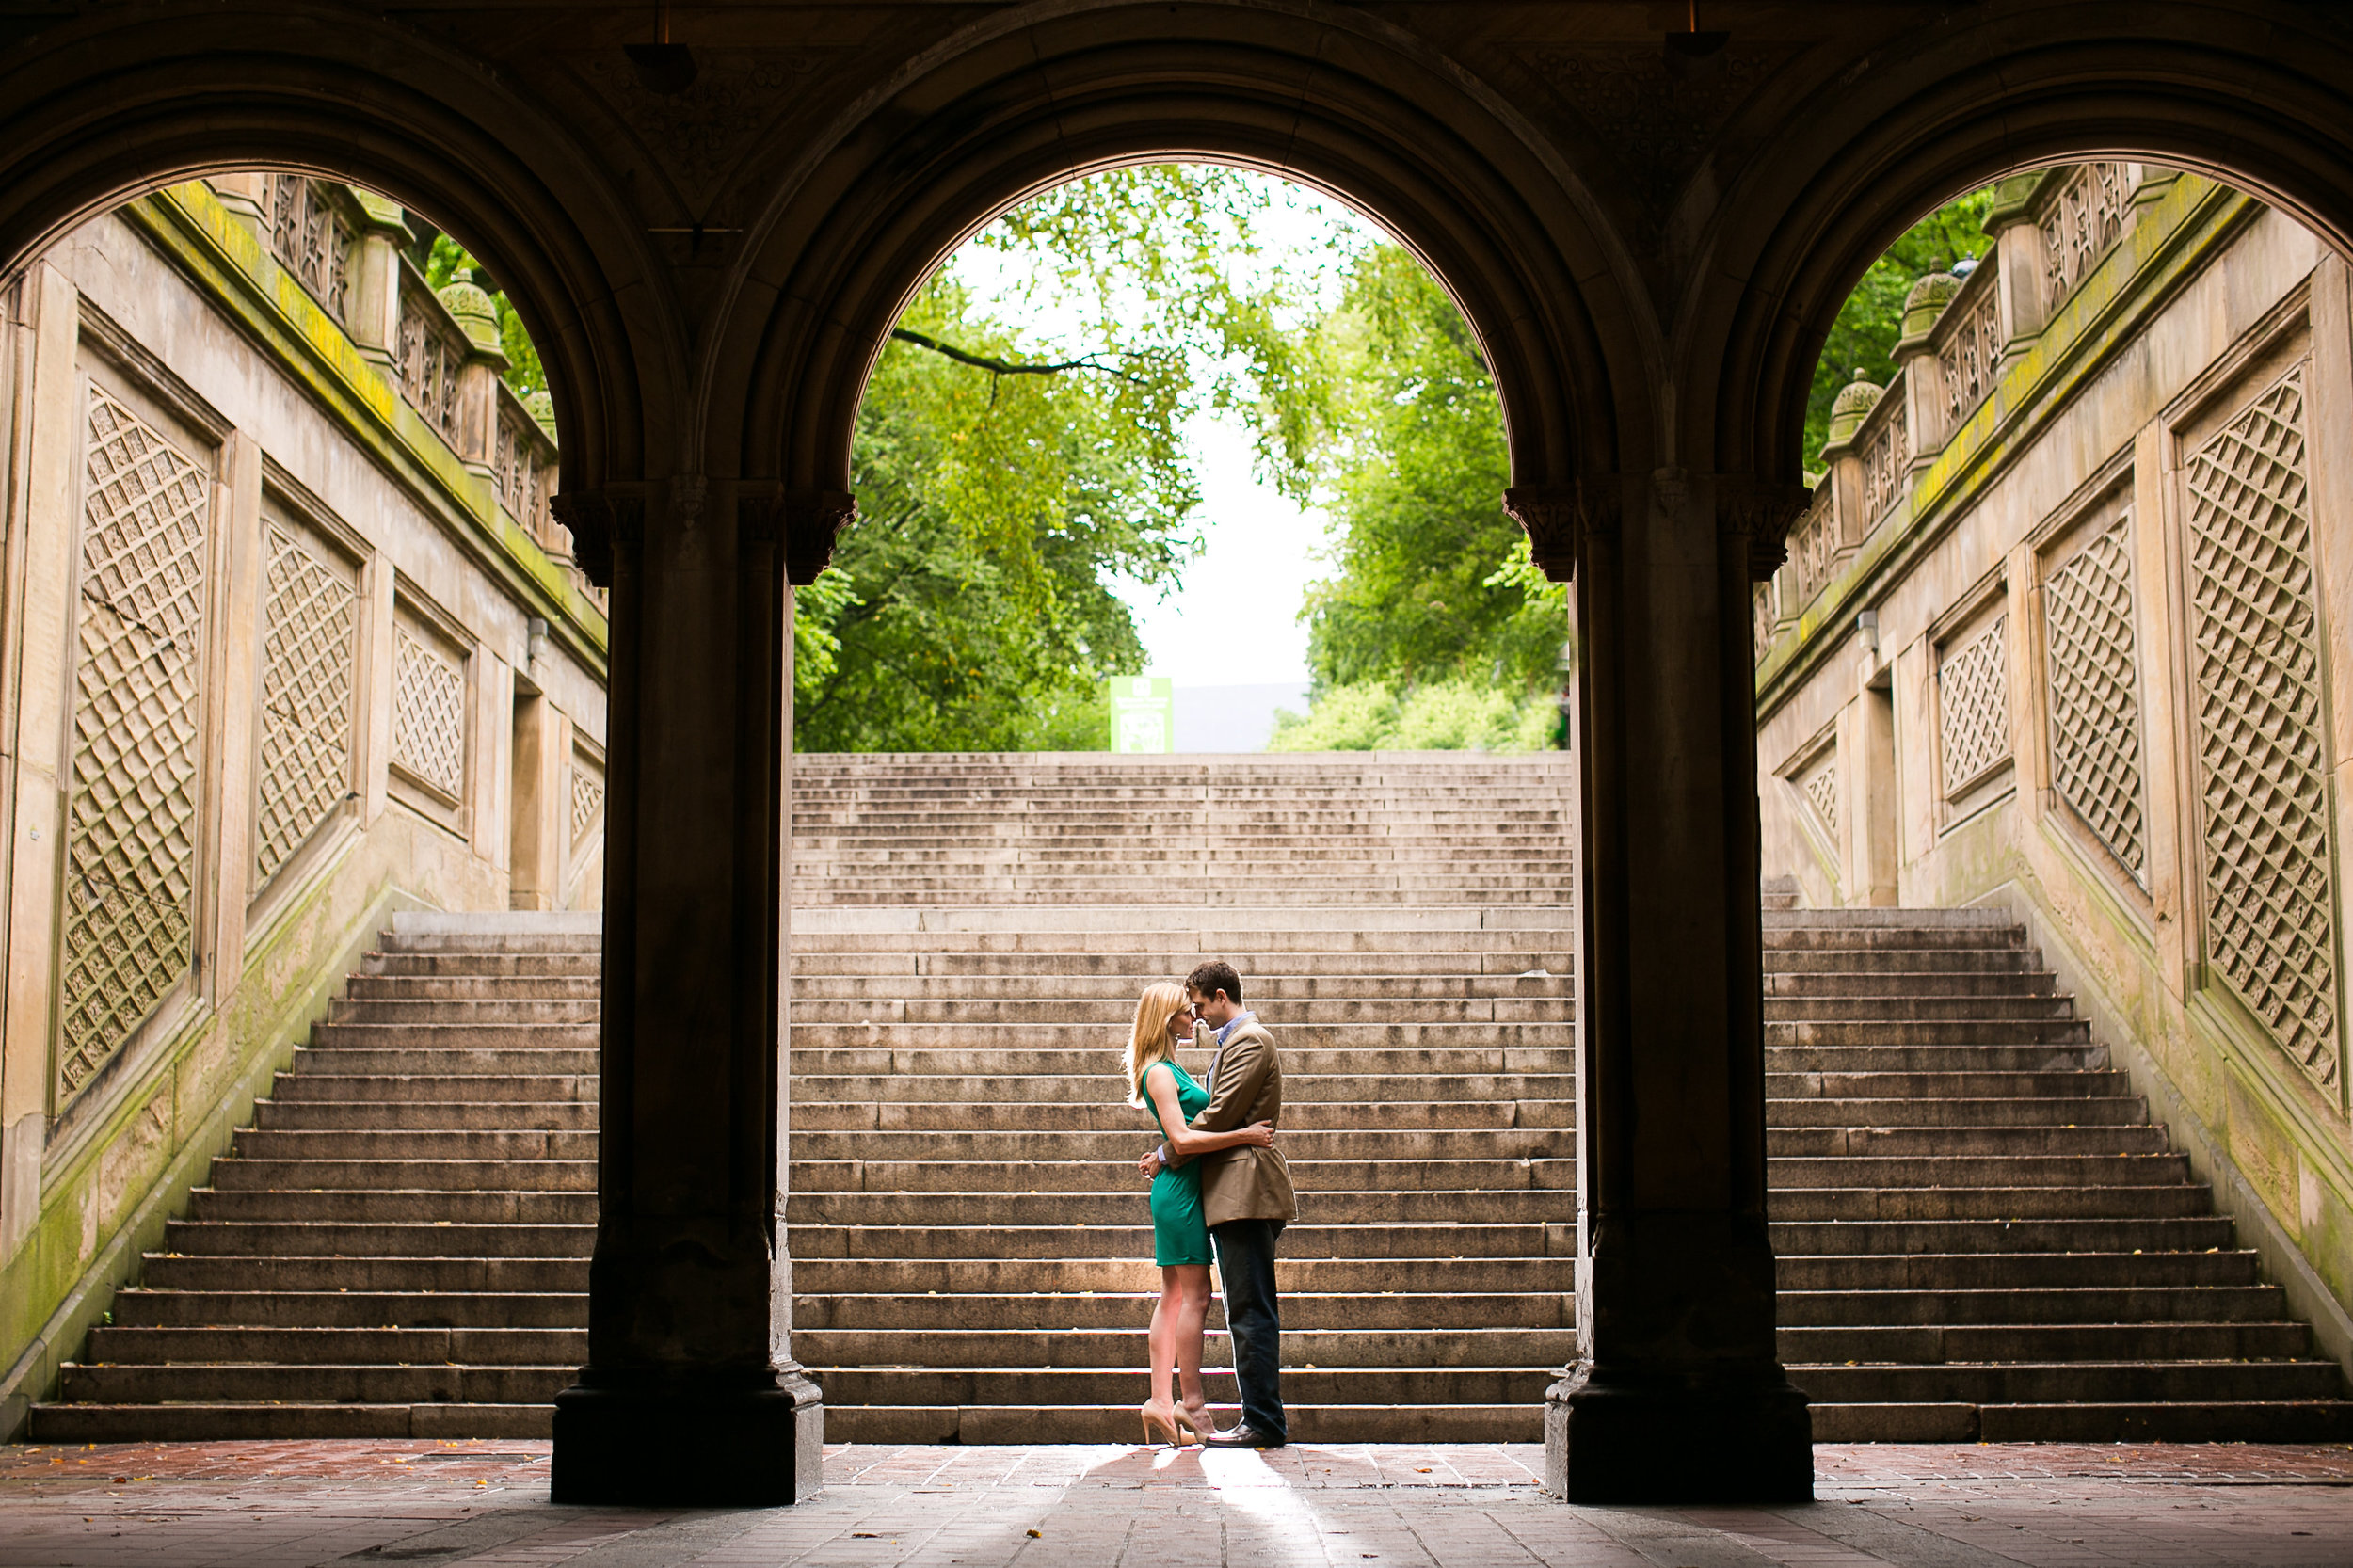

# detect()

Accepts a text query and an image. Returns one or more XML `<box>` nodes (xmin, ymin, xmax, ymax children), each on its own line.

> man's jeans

<box><xmin>1210</xmin><ymin>1218</ymin><xmax>1286</xmax><ymax>1442</ymax></box>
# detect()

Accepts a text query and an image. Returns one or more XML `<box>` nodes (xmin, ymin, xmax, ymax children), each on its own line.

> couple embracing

<box><xmin>1124</xmin><ymin>960</ymin><xmax>1296</xmax><ymax>1448</ymax></box>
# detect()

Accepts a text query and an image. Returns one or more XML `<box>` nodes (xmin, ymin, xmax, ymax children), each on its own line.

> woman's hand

<box><xmin>1137</xmin><ymin>1149</ymin><xmax>1160</xmax><ymax>1179</ymax></box>
<box><xmin>1239</xmin><ymin>1121</ymin><xmax>1274</xmax><ymax>1148</ymax></box>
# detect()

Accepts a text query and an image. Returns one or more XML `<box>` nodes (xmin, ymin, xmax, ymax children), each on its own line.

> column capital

<box><xmin>1503</xmin><ymin>478</ymin><xmax>1617</xmax><ymax>582</ymax></box>
<box><xmin>1714</xmin><ymin>472</ymin><xmax>1815</xmax><ymax>581</ymax></box>
<box><xmin>550</xmin><ymin>488</ymin><xmax>644</xmax><ymax>589</ymax></box>
<box><xmin>740</xmin><ymin>489</ymin><xmax>857</xmax><ymax>585</ymax></box>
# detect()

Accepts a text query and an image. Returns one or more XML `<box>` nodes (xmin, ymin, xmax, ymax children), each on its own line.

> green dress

<box><xmin>1142</xmin><ymin>1061</ymin><xmax>1213</xmax><ymax>1266</ymax></box>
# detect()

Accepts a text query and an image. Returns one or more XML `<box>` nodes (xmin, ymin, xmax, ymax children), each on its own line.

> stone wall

<box><xmin>1757</xmin><ymin>165</ymin><xmax>2353</xmax><ymax>1379</ymax></box>
<box><xmin>0</xmin><ymin>178</ymin><xmax>608</xmax><ymax>1434</ymax></box>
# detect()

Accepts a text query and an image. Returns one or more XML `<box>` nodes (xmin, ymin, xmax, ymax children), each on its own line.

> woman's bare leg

<box><xmin>1173</xmin><ymin>1264</ymin><xmax>1213</xmax><ymax>1426</ymax></box>
<box><xmin>1148</xmin><ymin>1267</ymin><xmax>1182</xmax><ymax>1408</ymax></box>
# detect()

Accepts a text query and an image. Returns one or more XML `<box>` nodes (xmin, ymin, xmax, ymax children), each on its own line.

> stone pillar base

<box><xmin>1545</xmin><ymin>1364</ymin><xmax>1812</xmax><ymax>1502</ymax></box>
<box><xmin>552</xmin><ymin>1371</ymin><xmax>824</xmax><ymax>1506</ymax></box>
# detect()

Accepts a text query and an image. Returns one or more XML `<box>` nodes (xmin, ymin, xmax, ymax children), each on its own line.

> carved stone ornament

<box><xmin>1715</xmin><ymin>475</ymin><xmax>1817</xmax><ymax>581</ymax></box>
<box><xmin>1504</xmin><ymin>480</ymin><xmax>1617</xmax><ymax>582</ymax></box>
<box><xmin>549</xmin><ymin>490</ymin><xmax>644</xmax><ymax>589</ymax></box>
<box><xmin>780</xmin><ymin>489</ymin><xmax>857</xmax><ymax>586</ymax></box>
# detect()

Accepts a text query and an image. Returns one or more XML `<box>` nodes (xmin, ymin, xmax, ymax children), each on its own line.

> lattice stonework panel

<box><xmin>57</xmin><ymin>389</ymin><xmax>212</xmax><ymax>1101</ymax></box>
<box><xmin>1939</xmin><ymin>616</ymin><xmax>2011</xmax><ymax>798</ymax></box>
<box><xmin>570</xmin><ymin>763</ymin><xmax>606</xmax><ymax>842</ymax></box>
<box><xmin>2045</xmin><ymin>516</ymin><xmax>2148</xmax><ymax>883</ymax></box>
<box><xmin>1801</xmin><ymin>753</ymin><xmax>1840</xmax><ymax>839</ymax></box>
<box><xmin>253</xmin><ymin>526</ymin><xmax>359</xmax><ymax>887</ymax></box>
<box><xmin>392</xmin><ymin>627</ymin><xmax>467</xmax><ymax>802</ymax></box>
<box><xmin>2185</xmin><ymin>366</ymin><xmax>2343</xmax><ymax>1094</ymax></box>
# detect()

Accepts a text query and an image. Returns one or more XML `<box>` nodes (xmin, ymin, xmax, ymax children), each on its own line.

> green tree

<box><xmin>795</xmin><ymin>166</ymin><xmax>1337</xmax><ymax>752</ymax></box>
<box><xmin>1295</xmin><ymin>245</ymin><xmax>1567</xmax><ymax>701</ymax></box>
<box><xmin>1801</xmin><ymin>187</ymin><xmax>1993</xmax><ymax>470</ymax></box>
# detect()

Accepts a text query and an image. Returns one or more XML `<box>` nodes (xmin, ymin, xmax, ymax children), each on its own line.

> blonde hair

<box><xmin>1126</xmin><ymin>982</ymin><xmax>1190</xmax><ymax>1108</ymax></box>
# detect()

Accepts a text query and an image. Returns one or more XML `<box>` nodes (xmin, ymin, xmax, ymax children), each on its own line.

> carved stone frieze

<box><xmin>1505</xmin><ymin>480</ymin><xmax>1620</xmax><ymax>583</ymax></box>
<box><xmin>551</xmin><ymin>489</ymin><xmax>643</xmax><ymax>588</ymax></box>
<box><xmin>1715</xmin><ymin>474</ymin><xmax>1816</xmax><ymax>581</ymax></box>
<box><xmin>743</xmin><ymin>489</ymin><xmax>859</xmax><ymax>585</ymax></box>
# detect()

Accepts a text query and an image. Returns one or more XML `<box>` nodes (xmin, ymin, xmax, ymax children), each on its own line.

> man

<box><xmin>1140</xmin><ymin>959</ymin><xmax>1296</xmax><ymax>1448</ymax></box>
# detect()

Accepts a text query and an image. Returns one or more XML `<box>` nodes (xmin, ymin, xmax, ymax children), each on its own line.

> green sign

<box><xmin>1107</xmin><ymin>676</ymin><xmax>1174</xmax><ymax>753</ymax></box>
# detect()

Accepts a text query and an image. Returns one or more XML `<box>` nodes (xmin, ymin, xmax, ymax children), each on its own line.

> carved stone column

<box><xmin>549</xmin><ymin>479</ymin><xmax>824</xmax><ymax>1505</ymax></box>
<box><xmin>1545</xmin><ymin>468</ymin><xmax>1815</xmax><ymax>1503</ymax></box>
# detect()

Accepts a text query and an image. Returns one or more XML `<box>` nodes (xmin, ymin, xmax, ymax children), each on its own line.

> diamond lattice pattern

<box><xmin>570</xmin><ymin>763</ymin><xmax>605</xmax><ymax>842</ymax></box>
<box><xmin>392</xmin><ymin>627</ymin><xmax>466</xmax><ymax>802</ymax></box>
<box><xmin>1802</xmin><ymin>754</ymin><xmax>1840</xmax><ymax>838</ymax></box>
<box><xmin>2045</xmin><ymin>516</ymin><xmax>2148</xmax><ymax>883</ymax></box>
<box><xmin>2185</xmin><ymin>366</ymin><xmax>2342</xmax><ymax>1093</ymax></box>
<box><xmin>58</xmin><ymin>390</ymin><xmax>211</xmax><ymax>1100</ymax></box>
<box><xmin>1939</xmin><ymin>616</ymin><xmax>2010</xmax><ymax>797</ymax></box>
<box><xmin>253</xmin><ymin>526</ymin><xmax>358</xmax><ymax>888</ymax></box>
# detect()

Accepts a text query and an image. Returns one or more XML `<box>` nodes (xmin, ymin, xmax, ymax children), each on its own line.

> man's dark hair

<box><xmin>1186</xmin><ymin>960</ymin><xmax>1243</xmax><ymax>1005</ymax></box>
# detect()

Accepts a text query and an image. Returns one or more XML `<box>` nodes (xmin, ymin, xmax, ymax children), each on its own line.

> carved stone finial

<box><xmin>1714</xmin><ymin>474</ymin><xmax>1815</xmax><ymax>581</ymax></box>
<box><xmin>550</xmin><ymin>490</ymin><xmax>643</xmax><ymax>588</ymax></box>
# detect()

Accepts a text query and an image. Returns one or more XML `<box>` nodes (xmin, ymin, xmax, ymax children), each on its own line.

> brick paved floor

<box><xmin>1</xmin><ymin>1441</ymin><xmax>2349</xmax><ymax>1567</ymax></box>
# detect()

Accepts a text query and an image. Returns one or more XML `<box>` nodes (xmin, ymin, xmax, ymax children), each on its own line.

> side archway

<box><xmin>1699</xmin><ymin>2</ymin><xmax>2353</xmax><ymax>485</ymax></box>
<box><xmin>0</xmin><ymin>3</ymin><xmax>682</xmax><ymax>518</ymax></box>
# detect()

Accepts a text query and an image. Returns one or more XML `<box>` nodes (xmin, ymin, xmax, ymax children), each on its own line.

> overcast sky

<box><xmin>945</xmin><ymin>172</ymin><xmax>1390</xmax><ymax>687</ymax></box>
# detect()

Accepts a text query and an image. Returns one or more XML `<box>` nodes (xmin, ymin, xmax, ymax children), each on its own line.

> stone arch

<box><xmin>714</xmin><ymin>0</ymin><xmax>1654</xmax><ymax>557</ymax></box>
<box><xmin>0</xmin><ymin>3</ymin><xmax>679</xmax><ymax>518</ymax></box>
<box><xmin>1699</xmin><ymin>4</ymin><xmax>2353</xmax><ymax>488</ymax></box>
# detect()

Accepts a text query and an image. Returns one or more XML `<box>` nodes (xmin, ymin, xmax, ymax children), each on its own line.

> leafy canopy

<box><xmin>797</xmin><ymin>166</ymin><xmax>1346</xmax><ymax>752</ymax></box>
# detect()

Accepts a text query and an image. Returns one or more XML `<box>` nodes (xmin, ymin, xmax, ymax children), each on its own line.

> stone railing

<box><xmin>1756</xmin><ymin>162</ymin><xmax>2166</xmax><ymax>665</ymax></box>
<box><xmin>263</xmin><ymin>176</ymin><xmax>356</xmax><ymax>327</ymax></box>
<box><xmin>1933</xmin><ymin>253</ymin><xmax>2005</xmax><ymax>432</ymax></box>
<box><xmin>393</xmin><ymin>263</ymin><xmax>468</xmax><ymax>446</ymax></box>
<box><xmin>2039</xmin><ymin>161</ymin><xmax>2138</xmax><ymax>310</ymax></box>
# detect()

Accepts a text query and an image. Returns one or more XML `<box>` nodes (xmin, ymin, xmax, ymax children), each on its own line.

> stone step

<box><xmin>788</xmin><ymin>1048</ymin><xmax>1576</xmax><ymax>1077</ymax></box>
<box><xmin>784</xmin><ymin>1128</ymin><xmax>1571</xmax><ymax>1160</ymax></box>
<box><xmin>27</xmin><ymin>1402</ymin><xmax>555</xmax><ymax>1441</ymax></box>
<box><xmin>1768</xmin><ymin>1216</ymin><xmax>2237</xmax><ymax>1254</ymax></box>
<box><xmin>788</xmin><ymin>1071</ymin><xmax>1577</xmax><ymax>1104</ymax></box>
<box><xmin>1767</xmin><ymin>1184</ymin><xmax>2217</xmax><ymax>1221</ymax></box>
<box><xmin>1763</xmin><ymin>970</ymin><xmax>2057</xmax><ymax>997</ymax></box>
<box><xmin>109</xmin><ymin>1289</ymin><xmax>586</xmax><ymax>1329</ymax></box>
<box><xmin>787</xmin><ymin>998</ymin><xmax>1570</xmax><ymax>1025</ymax></box>
<box><xmin>252</xmin><ymin>1099</ymin><xmax>600</xmax><ymax>1132</ymax></box>
<box><xmin>790</xmin><ymin>974</ymin><xmax>1575</xmax><ymax>1001</ymax></box>
<box><xmin>798</xmin><ymin>1327</ymin><xmax>1578</xmax><ymax>1370</ymax></box>
<box><xmin>1763</xmin><ymin>996</ymin><xmax>2075</xmax><ymax>1022</ymax></box>
<box><xmin>157</xmin><ymin>1221</ymin><xmax>593</xmax><ymax>1258</ymax></box>
<box><xmin>1778</xmin><ymin>1286</ymin><xmax>2289</xmax><ymax>1325</ymax></box>
<box><xmin>791</xmin><ymin>1292</ymin><xmax>1571</xmax><ymax>1331</ymax></box>
<box><xmin>790</xmin><ymin>1223</ymin><xmax>1573</xmax><ymax>1261</ymax></box>
<box><xmin>792</xmin><ymin>1099</ymin><xmax>1574</xmax><ymax>1133</ymax></box>
<box><xmin>788</xmin><ymin>1257</ymin><xmax>1576</xmax><ymax>1294</ymax></box>
<box><xmin>1767</xmin><ymin>1019</ymin><xmax>2090</xmax><ymax>1045</ymax></box>
<box><xmin>786</xmin><ymin>1190</ymin><xmax>1566</xmax><ymax>1226</ymax></box>
<box><xmin>1767</xmin><ymin>1069</ymin><xmax>2128</xmax><ymax>1098</ymax></box>
<box><xmin>331</xmin><ymin>1000</ymin><xmax>602</xmax><ymax>1025</ymax></box>
<box><xmin>136</xmin><ymin>1255</ymin><xmax>586</xmax><ymax>1292</ymax></box>
<box><xmin>793</xmin><ymin>1157</ymin><xmax>1577</xmax><ymax>1194</ymax></box>
<box><xmin>271</xmin><ymin>1070</ymin><xmax>597</xmax><ymax>1102</ymax></box>
<box><xmin>806</xmin><ymin>1367</ymin><xmax>1558</xmax><ymax>1406</ymax></box>
<box><xmin>780</xmin><ymin>1023</ymin><xmax>1577</xmax><ymax>1048</ymax></box>
<box><xmin>1765</xmin><ymin>1098</ymin><xmax>2148</xmax><ymax>1129</ymax></box>
<box><xmin>85</xmin><ymin>1325</ymin><xmax>584</xmax><ymax>1365</ymax></box>
<box><xmin>366</xmin><ymin>953</ymin><xmax>601</xmax><ymax>978</ymax></box>
<box><xmin>206</xmin><ymin>1158</ymin><xmax>595</xmax><ymax>1192</ymax></box>
<box><xmin>1773</xmin><ymin>1250</ymin><xmax>2258</xmax><ymax>1290</ymax></box>
<box><xmin>230</xmin><ymin>1129</ymin><xmax>597</xmax><ymax>1160</ymax></box>
<box><xmin>185</xmin><ymin>1189</ymin><xmax>595</xmax><ymax>1224</ymax></box>
<box><xmin>1778</xmin><ymin>1321</ymin><xmax>2314</xmax><ymax>1362</ymax></box>
<box><xmin>815</xmin><ymin>1404</ymin><xmax>1540</xmax><ymax>1444</ymax></box>
<box><xmin>791</xmin><ymin>952</ymin><xmax>1574</xmax><ymax>976</ymax></box>
<box><xmin>1787</xmin><ymin>1360</ymin><xmax>2351</xmax><ymax>1404</ymax></box>
<box><xmin>1766</xmin><ymin>1125</ymin><xmax>2167</xmax><ymax>1156</ymax></box>
<box><xmin>55</xmin><ymin>1362</ymin><xmax>575</xmax><ymax>1405</ymax></box>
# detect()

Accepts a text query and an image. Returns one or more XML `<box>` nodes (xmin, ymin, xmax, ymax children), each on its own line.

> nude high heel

<box><xmin>1176</xmin><ymin>1399</ymin><xmax>1216</xmax><ymax>1444</ymax></box>
<box><xmin>1140</xmin><ymin>1398</ymin><xmax>1181</xmax><ymax>1446</ymax></box>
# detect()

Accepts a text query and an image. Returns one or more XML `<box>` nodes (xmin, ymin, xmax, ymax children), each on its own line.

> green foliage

<box><xmin>799</xmin><ymin>166</ymin><xmax>1338</xmax><ymax>752</ymax></box>
<box><xmin>1267</xmin><ymin>680</ymin><xmax>1556</xmax><ymax>753</ymax></box>
<box><xmin>1294</xmin><ymin>245</ymin><xmax>1568</xmax><ymax>699</ymax></box>
<box><xmin>1801</xmin><ymin>187</ymin><xmax>1994</xmax><ymax>470</ymax></box>
<box><xmin>422</xmin><ymin>234</ymin><xmax>547</xmax><ymax>398</ymax></box>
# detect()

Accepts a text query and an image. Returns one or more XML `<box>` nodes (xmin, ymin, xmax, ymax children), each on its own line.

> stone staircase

<box><xmin>29</xmin><ymin>752</ymin><xmax>2353</xmax><ymax>1442</ymax></box>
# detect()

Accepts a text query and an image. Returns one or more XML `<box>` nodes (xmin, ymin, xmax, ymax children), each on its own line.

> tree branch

<box><xmin>888</xmin><ymin>328</ymin><xmax>1147</xmax><ymax>387</ymax></box>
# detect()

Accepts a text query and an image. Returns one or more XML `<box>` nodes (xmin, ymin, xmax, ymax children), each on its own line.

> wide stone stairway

<box><xmin>30</xmin><ymin>753</ymin><xmax>2353</xmax><ymax>1442</ymax></box>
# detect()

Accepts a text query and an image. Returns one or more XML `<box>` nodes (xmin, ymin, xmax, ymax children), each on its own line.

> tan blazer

<box><xmin>1174</xmin><ymin>1017</ymin><xmax>1297</xmax><ymax>1226</ymax></box>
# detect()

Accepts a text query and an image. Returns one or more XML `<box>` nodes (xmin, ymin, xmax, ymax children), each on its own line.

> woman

<box><xmin>1125</xmin><ymin>982</ymin><xmax>1274</xmax><ymax>1446</ymax></box>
